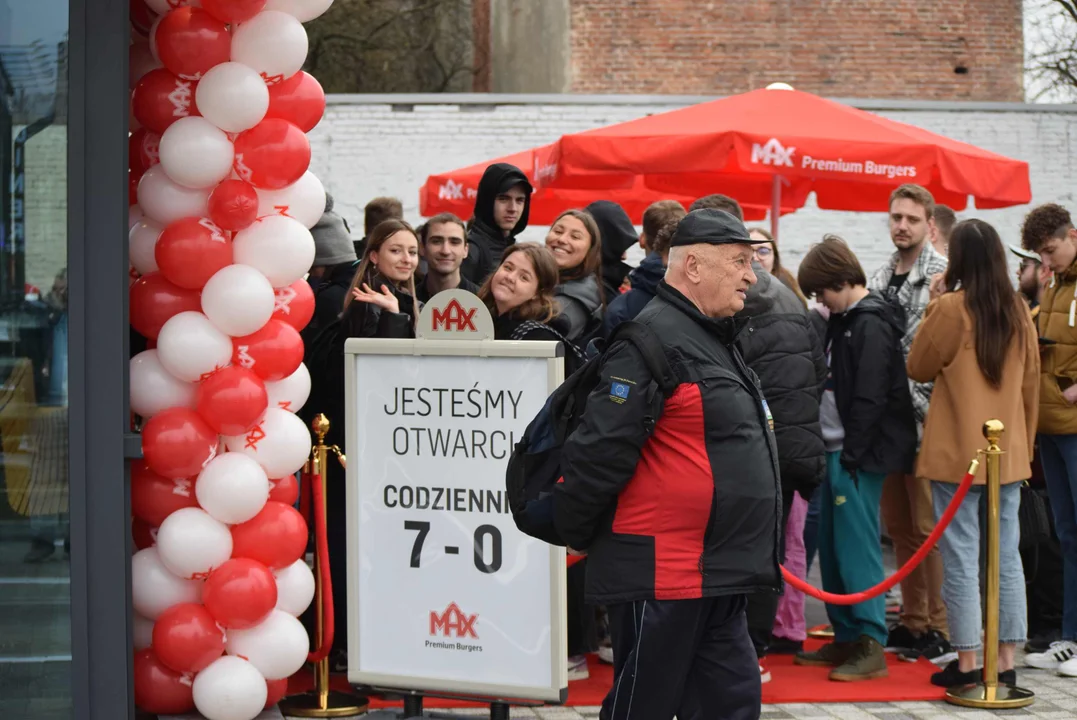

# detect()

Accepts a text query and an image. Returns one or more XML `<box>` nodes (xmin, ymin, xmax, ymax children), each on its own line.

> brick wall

<box><xmin>568</xmin><ymin>0</ymin><xmax>1024</xmax><ymax>101</ymax></box>
<box><xmin>310</xmin><ymin>96</ymin><xmax>1076</xmax><ymax>276</ymax></box>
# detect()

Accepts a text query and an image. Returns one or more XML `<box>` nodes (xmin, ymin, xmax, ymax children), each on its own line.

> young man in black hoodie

<box><xmin>793</xmin><ymin>236</ymin><xmax>917</xmax><ymax>682</ymax></box>
<box><xmin>460</xmin><ymin>163</ymin><xmax>533</xmax><ymax>284</ymax></box>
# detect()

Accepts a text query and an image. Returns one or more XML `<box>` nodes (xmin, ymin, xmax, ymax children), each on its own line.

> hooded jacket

<box><xmin>736</xmin><ymin>267</ymin><xmax>827</xmax><ymax>499</ymax></box>
<box><xmin>553</xmin><ymin>281</ymin><xmax>781</xmax><ymax>604</ymax></box>
<box><xmin>460</xmin><ymin>163</ymin><xmax>532</xmax><ymax>285</ymax></box>
<box><xmin>827</xmin><ymin>291</ymin><xmax>917</xmax><ymax>476</ymax></box>
<box><xmin>603</xmin><ymin>253</ymin><xmax>665</xmax><ymax>336</ymax></box>
<box><xmin>586</xmin><ymin>200</ymin><xmax>639</xmax><ymax>299</ymax></box>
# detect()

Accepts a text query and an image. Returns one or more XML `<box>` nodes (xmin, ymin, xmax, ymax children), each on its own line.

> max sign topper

<box><xmin>417</xmin><ymin>289</ymin><xmax>495</xmax><ymax>341</ymax></box>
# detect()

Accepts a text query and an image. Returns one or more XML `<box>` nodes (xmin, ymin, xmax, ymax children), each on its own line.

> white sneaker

<box><xmin>598</xmin><ymin>645</ymin><xmax>614</xmax><ymax>664</ymax></box>
<box><xmin>567</xmin><ymin>655</ymin><xmax>590</xmax><ymax>681</ymax></box>
<box><xmin>759</xmin><ymin>663</ymin><xmax>772</xmax><ymax>683</ymax></box>
<box><xmin>1025</xmin><ymin>640</ymin><xmax>1077</xmax><ymax>670</ymax></box>
<box><xmin>1059</xmin><ymin>656</ymin><xmax>1077</xmax><ymax>677</ymax></box>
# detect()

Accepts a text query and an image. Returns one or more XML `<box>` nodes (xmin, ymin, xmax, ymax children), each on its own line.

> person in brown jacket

<box><xmin>1020</xmin><ymin>203</ymin><xmax>1077</xmax><ymax>675</ymax></box>
<box><xmin>907</xmin><ymin>218</ymin><xmax>1039</xmax><ymax>688</ymax></box>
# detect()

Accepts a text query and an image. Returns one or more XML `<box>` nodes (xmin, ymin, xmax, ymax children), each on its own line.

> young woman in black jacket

<box><xmin>342</xmin><ymin>218</ymin><xmax>420</xmax><ymax>338</ymax></box>
<box><xmin>545</xmin><ymin>210</ymin><xmax>606</xmax><ymax>347</ymax></box>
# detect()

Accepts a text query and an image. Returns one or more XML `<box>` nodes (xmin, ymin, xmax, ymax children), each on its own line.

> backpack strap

<box><xmin>607</xmin><ymin>321</ymin><xmax>679</xmax><ymax>396</ymax></box>
<box><xmin>510</xmin><ymin>320</ymin><xmax>585</xmax><ymax>362</ymax></box>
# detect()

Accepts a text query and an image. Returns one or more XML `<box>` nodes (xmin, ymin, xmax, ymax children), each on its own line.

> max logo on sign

<box><xmin>432</xmin><ymin>299</ymin><xmax>477</xmax><ymax>332</ymax></box>
<box><xmin>751</xmin><ymin>138</ymin><xmax>795</xmax><ymax>167</ymax></box>
<box><xmin>429</xmin><ymin>602</ymin><xmax>478</xmax><ymax>639</ymax></box>
<box><xmin>438</xmin><ymin>180</ymin><xmax>464</xmax><ymax>201</ymax></box>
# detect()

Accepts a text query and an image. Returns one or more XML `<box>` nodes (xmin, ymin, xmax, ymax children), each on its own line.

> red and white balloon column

<box><xmin>127</xmin><ymin>1</ymin><xmax>330</xmax><ymax>718</ymax></box>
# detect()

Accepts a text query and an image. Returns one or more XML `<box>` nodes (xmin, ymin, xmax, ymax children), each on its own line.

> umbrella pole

<box><xmin>770</xmin><ymin>174</ymin><xmax>781</xmax><ymax>242</ymax></box>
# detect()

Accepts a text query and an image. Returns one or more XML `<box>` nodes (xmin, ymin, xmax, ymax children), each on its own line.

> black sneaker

<box><xmin>768</xmin><ymin>636</ymin><xmax>804</xmax><ymax>655</ymax></box>
<box><xmin>915</xmin><ymin>629</ymin><xmax>958</xmax><ymax>666</ymax></box>
<box><xmin>885</xmin><ymin>623</ymin><xmax>921</xmax><ymax>652</ymax></box>
<box><xmin>1025</xmin><ymin>629</ymin><xmax>1062</xmax><ymax>654</ymax></box>
<box><xmin>999</xmin><ymin>669</ymin><xmax>1016</xmax><ymax>686</ymax></box>
<box><xmin>931</xmin><ymin>660</ymin><xmax>978</xmax><ymax>688</ymax></box>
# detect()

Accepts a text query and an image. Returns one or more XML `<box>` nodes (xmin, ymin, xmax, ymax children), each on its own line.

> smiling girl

<box><xmin>342</xmin><ymin>219</ymin><xmax>420</xmax><ymax>338</ymax></box>
<box><xmin>545</xmin><ymin>209</ymin><xmax>605</xmax><ymax>345</ymax></box>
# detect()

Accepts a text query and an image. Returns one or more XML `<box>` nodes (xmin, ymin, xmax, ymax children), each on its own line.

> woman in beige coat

<box><xmin>907</xmin><ymin>218</ymin><xmax>1040</xmax><ymax>688</ymax></box>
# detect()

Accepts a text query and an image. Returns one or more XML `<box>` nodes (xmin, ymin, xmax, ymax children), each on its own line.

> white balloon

<box><xmin>133</xmin><ymin>613</ymin><xmax>155</xmax><ymax>650</ymax></box>
<box><xmin>196</xmin><ymin>453</ymin><xmax>270</xmax><ymax>525</ymax></box>
<box><xmin>223</xmin><ymin>408</ymin><xmax>311</xmax><ymax>477</ymax></box>
<box><xmin>129</xmin><ymin>203</ymin><xmax>144</xmax><ymax>230</ymax></box>
<box><xmin>225</xmin><ymin>609</ymin><xmax>309</xmax><ymax>680</ymax></box>
<box><xmin>273</xmin><ymin>559</ymin><xmax>314</xmax><ymax>616</ymax></box>
<box><xmin>231</xmin><ymin>11</ymin><xmax>308</xmax><ymax>86</ymax></box>
<box><xmin>131</xmin><ymin>547</ymin><xmax>203</xmax><ymax>620</ymax></box>
<box><xmin>137</xmin><ymin>165</ymin><xmax>210</xmax><ymax>226</ymax></box>
<box><xmin>193</xmin><ymin>655</ymin><xmax>268</xmax><ymax>720</ymax></box>
<box><xmin>196</xmin><ymin>62</ymin><xmax>270</xmax><ymax>133</ymax></box>
<box><xmin>233</xmin><ymin>214</ymin><xmax>315</xmax><ymax>287</ymax></box>
<box><xmin>157</xmin><ymin>311</ymin><xmax>233</xmax><ymax>383</ymax></box>
<box><xmin>130</xmin><ymin>349</ymin><xmax>197</xmax><ymax>417</ymax></box>
<box><xmin>264</xmin><ymin>363</ymin><xmax>310</xmax><ymax>414</ymax></box>
<box><xmin>130</xmin><ymin>40</ymin><xmax>162</xmax><ymax>88</ymax></box>
<box><xmin>201</xmin><ymin>264</ymin><xmax>276</xmax><ymax>337</ymax></box>
<box><xmin>159</xmin><ymin>117</ymin><xmax>235</xmax><ymax>190</ymax></box>
<box><xmin>156</xmin><ymin>507</ymin><xmax>233</xmax><ymax>580</ymax></box>
<box><xmin>265</xmin><ymin>0</ymin><xmax>334</xmax><ymax>23</ymax></box>
<box><xmin>255</xmin><ymin>171</ymin><xmax>325</xmax><ymax>229</ymax></box>
<box><xmin>129</xmin><ymin>219</ymin><xmax>163</xmax><ymax>275</ymax></box>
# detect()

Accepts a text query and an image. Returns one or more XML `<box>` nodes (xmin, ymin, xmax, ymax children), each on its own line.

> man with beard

<box><xmin>416</xmin><ymin>212</ymin><xmax>479</xmax><ymax>303</ymax></box>
<box><xmin>868</xmin><ymin>184</ymin><xmax>952</xmax><ymax>664</ymax></box>
<box><xmin>1010</xmin><ymin>244</ymin><xmax>1050</xmax><ymax>314</ymax></box>
<box><xmin>460</xmin><ymin>163</ymin><xmax>533</xmax><ymax>284</ymax></box>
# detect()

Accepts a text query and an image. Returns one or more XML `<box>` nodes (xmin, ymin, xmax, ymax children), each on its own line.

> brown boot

<box><xmin>829</xmin><ymin>635</ymin><xmax>888</xmax><ymax>681</ymax></box>
<box><xmin>793</xmin><ymin>641</ymin><xmax>854</xmax><ymax>667</ymax></box>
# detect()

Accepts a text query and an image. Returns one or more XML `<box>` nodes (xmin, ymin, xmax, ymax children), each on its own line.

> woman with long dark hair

<box><xmin>907</xmin><ymin>218</ymin><xmax>1039</xmax><ymax>687</ymax></box>
<box><xmin>342</xmin><ymin>218</ymin><xmax>420</xmax><ymax>338</ymax></box>
<box><xmin>545</xmin><ymin>209</ymin><xmax>605</xmax><ymax>345</ymax></box>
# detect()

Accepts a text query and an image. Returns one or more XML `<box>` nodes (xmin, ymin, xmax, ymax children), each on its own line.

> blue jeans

<box><xmin>1037</xmin><ymin>433</ymin><xmax>1077</xmax><ymax>641</ymax></box>
<box><xmin>931</xmin><ymin>481</ymin><xmax>1026</xmax><ymax>650</ymax></box>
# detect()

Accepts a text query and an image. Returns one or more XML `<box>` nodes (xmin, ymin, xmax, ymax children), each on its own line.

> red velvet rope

<box><xmin>782</xmin><ymin>466</ymin><xmax>978</xmax><ymax>606</ymax></box>
<box><xmin>305</xmin><ymin>470</ymin><xmax>334</xmax><ymax>663</ymax></box>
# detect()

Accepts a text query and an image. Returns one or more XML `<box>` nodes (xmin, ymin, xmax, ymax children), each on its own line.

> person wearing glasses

<box><xmin>748</xmin><ymin>227</ymin><xmax>808</xmax><ymax>306</ymax></box>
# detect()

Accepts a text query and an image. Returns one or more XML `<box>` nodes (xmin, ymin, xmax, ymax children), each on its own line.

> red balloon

<box><xmin>154</xmin><ymin>7</ymin><xmax>231</xmax><ymax>81</ymax></box>
<box><xmin>142</xmin><ymin>408</ymin><xmax>219</xmax><ymax>479</ymax></box>
<box><xmin>231</xmin><ymin>501</ymin><xmax>308</xmax><ymax>570</ymax></box>
<box><xmin>129</xmin><ymin>128</ymin><xmax>161</xmax><ymax>175</ymax></box>
<box><xmin>208</xmin><ymin>179</ymin><xmax>259</xmax><ymax>231</ymax></box>
<box><xmin>232</xmin><ymin>319</ymin><xmax>304</xmax><ymax>382</ymax></box>
<box><xmin>202</xmin><ymin>0</ymin><xmax>267</xmax><ymax>24</ymax></box>
<box><xmin>155</xmin><ymin>217</ymin><xmax>233</xmax><ymax>290</ymax></box>
<box><xmin>271</xmin><ymin>279</ymin><xmax>315</xmax><ymax>332</ymax></box>
<box><xmin>266</xmin><ymin>71</ymin><xmax>326</xmax><ymax>134</ymax></box>
<box><xmin>202</xmin><ymin>558</ymin><xmax>279</xmax><ymax>629</ymax></box>
<box><xmin>196</xmin><ymin>366</ymin><xmax>268</xmax><ymax>435</ymax></box>
<box><xmin>132</xmin><ymin>517</ymin><xmax>159</xmax><ymax>550</ymax></box>
<box><xmin>265</xmin><ymin>677</ymin><xmax>289</xmax><ymax>709</ymax></box>
<box><xmin>131</xmin><ymin>0</ymin><xmax>158</xmax><ymax>37</ymax></box>
<box><xmin>133</xmin><ymin>648</ymin><xmax>195</xmax><ymax>715</ymax></box>
<box><xmin>268</xmin><ymin>475</ymin><xmax>299</xmax><ymax>506</ymax></box>
<box><xmin>132</xmin><ymin>68</ymin><xmax>200</xmax><ymax>134</ymax></box>
<box><xmin>233</xmin><ymin>119</ymin><xmax>311</xmax><ymax>190</ymax></box>
<box><xmin>153</xmin><ymin>603</ymin><xmax>226</xmax><ymax>674</ymax></box>
<box><xmin>131</xmin><ymin>459</ymin><xmax>198</xmax><ymax>526</ymax></box>
<box><xmin>129</xmin><ymin>272</ymin><xmax>202</xmax><ymax>339</ymax></box>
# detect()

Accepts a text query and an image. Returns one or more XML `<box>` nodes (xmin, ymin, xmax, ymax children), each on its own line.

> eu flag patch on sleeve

<box><xmin>610</xmin><ymin>382</ymin><xmax>631</xmax><ymax>403</ymax></box>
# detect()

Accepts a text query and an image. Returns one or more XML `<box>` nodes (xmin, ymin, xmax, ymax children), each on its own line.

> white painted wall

<box><xmin>308</xmin><ymin>96</ymin><xmax>1077</xmax><ymax>276</ymax></box>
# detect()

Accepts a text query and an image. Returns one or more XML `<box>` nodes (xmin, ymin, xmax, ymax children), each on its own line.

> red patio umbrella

<box><xmin>419</xmin><ymin>148</ymin><xmax>793</xmax><ymax>225</ymax></box>
<box><xmin>421</xmin><ymin>87</ymin><xmax>1030</xmax><ymax>241</ymax></box>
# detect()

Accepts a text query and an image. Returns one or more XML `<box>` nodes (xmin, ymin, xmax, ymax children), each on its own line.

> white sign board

<box><xmin>344</xmin><ymin>292</ymin><xmax>567</xmax><ymax>703</ymax></box>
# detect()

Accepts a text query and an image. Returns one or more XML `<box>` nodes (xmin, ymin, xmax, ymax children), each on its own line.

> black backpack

<box><xmin>505</xmin><ymin>321</ymin><xmax>679</xmax><ymax>546</ymax></box>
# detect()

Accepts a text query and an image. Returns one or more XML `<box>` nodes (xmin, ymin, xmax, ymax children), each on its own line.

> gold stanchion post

<box><xmin>278</xmin><ymin>415</ymin><xmax>368</xmax><ymax>718</ymax></box>
<box><xmin>946</xmin><ymin>420</ymin><xmax>1034</xmax><ymax>709</ymax></box>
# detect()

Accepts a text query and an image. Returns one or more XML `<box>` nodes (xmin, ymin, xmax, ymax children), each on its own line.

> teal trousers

<box><xmin>818</xmin><ymin>451</ymin><xmax>888</xmax><ymax>646</ymax></box>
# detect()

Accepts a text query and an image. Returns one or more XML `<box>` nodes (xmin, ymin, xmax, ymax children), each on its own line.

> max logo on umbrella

<box><xmin>751</xmin><ymin>138</ymin><xmax>796</xmax><ymax>168</ymax></box>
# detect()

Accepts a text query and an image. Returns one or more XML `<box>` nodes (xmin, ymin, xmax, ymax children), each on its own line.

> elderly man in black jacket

<box><xmin>737</xmin><ymin>265</ymin><xmax>827</xmax><ymax>668</ymax></box>
<box><xmin>553</xmin><ymin>209</ymin><xmax>780</xmax><ymax>720</ymax></box>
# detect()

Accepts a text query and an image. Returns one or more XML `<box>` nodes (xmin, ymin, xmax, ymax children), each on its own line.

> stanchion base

<box><xmin>945</xmin><ymin>683</ymin><xmax>1035</xmax><ymax>709</ymax></box>
<box><xmin>807</xmin><ymin>624</ymin><xmax>834</xmax><ymax>640</ymax></box>
<box><xmin>277</xmin><ymin>690</ymin><xmax>370</xmax><ymax>718</ymax></box>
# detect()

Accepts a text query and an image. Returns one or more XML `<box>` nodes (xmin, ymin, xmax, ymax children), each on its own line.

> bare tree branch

<box><xmin>1026</xmin><ymin>0</ymin><xmax>1077</xmax><ymax>102</ymax></box>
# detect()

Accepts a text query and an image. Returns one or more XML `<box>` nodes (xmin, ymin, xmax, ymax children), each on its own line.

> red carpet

<box><xmin>288</xmin><ymin>641</ymin><xmax>944</xmax><ymax>708</ymax></box>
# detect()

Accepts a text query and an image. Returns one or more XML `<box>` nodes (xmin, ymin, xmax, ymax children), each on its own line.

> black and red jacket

<box><xmin>553</xmin><ymin>282</ymin><xmax>782</xmax><ymax>604</ymax></box>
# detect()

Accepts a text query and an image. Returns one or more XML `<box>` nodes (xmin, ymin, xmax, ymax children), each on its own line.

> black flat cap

<box><xmin>670</xmin><ymin>208</ymin><xmax>763</xmax><ymax>248</ymax></box>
